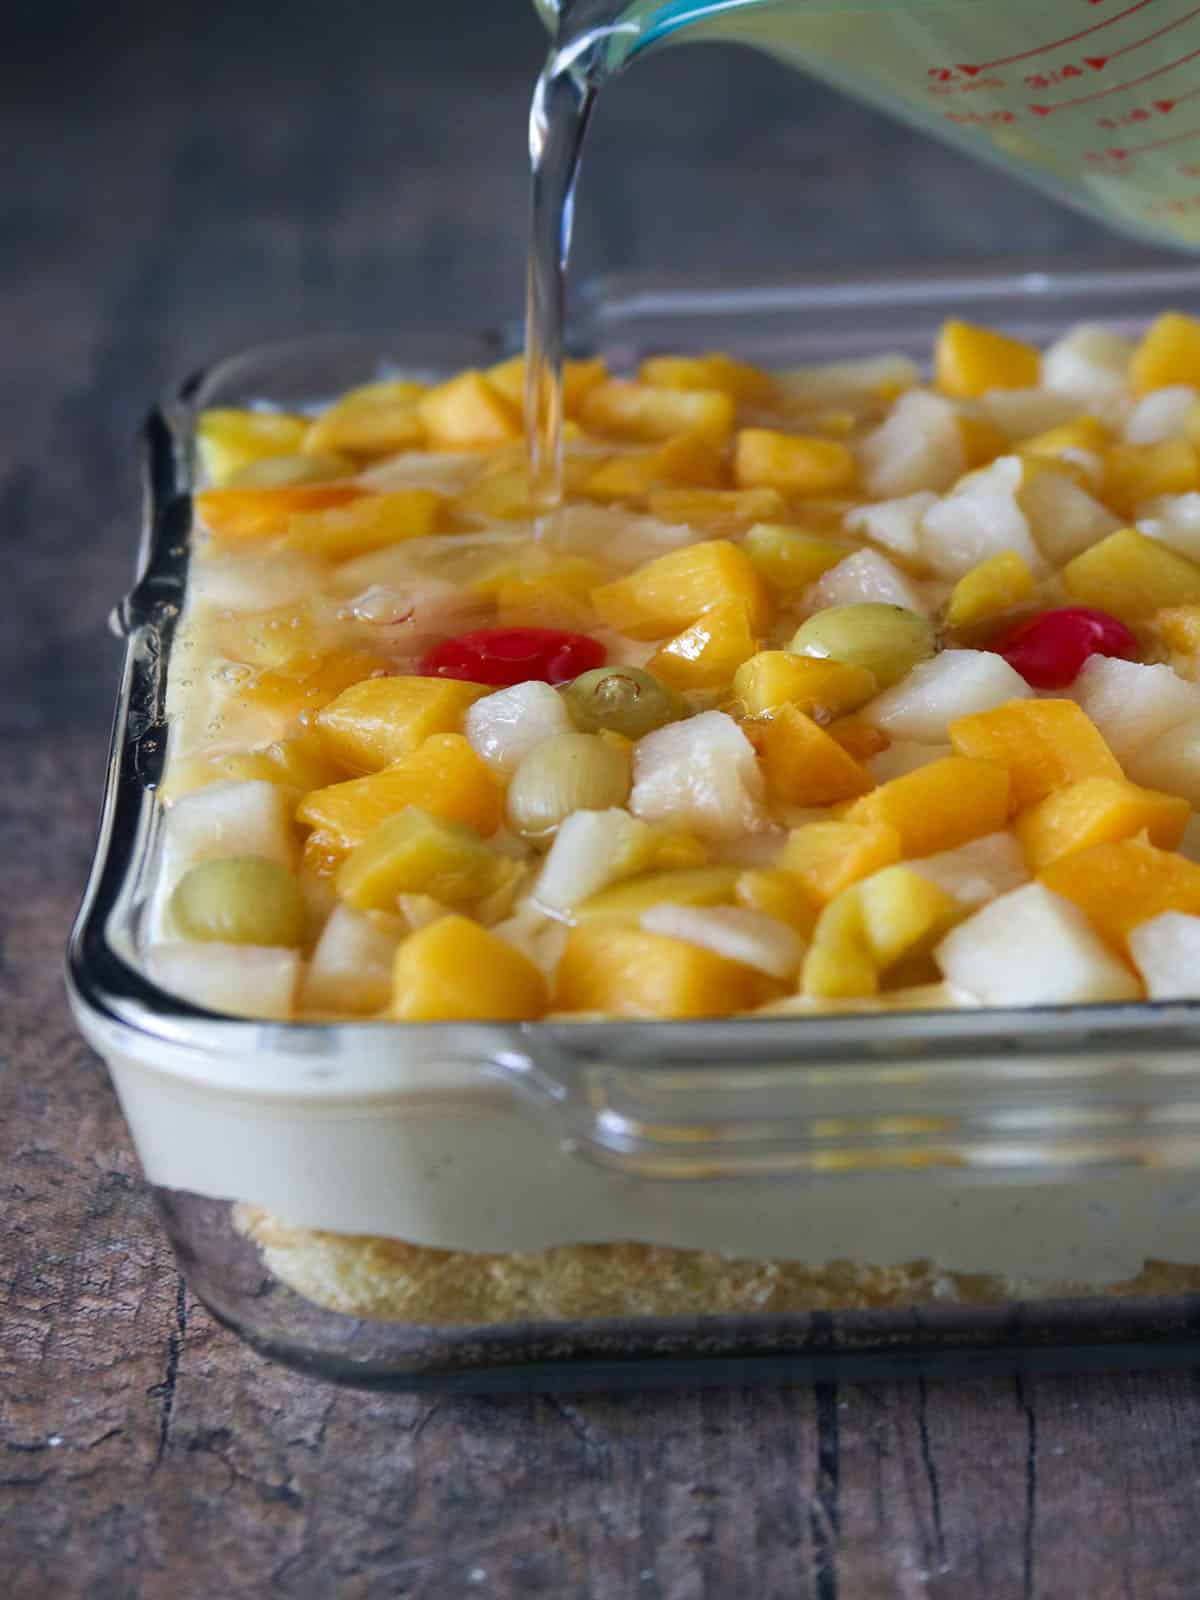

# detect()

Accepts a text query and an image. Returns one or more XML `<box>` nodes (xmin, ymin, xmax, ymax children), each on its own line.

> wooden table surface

<box><xmin>6</xmin><ymin>3</ymin><xmax>1200</xmax><ymax>1594</ymax></box>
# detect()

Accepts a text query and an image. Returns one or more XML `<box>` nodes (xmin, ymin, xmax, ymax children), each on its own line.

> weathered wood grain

<box><xmin>3</xmin><ymin>1</ymin><xmax>1199</xmax><ymax>1594</ymax></box>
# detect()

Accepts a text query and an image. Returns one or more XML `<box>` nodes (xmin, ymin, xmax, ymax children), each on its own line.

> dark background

<box><xmin>8</xmin><ymin>5</ymin><xmax>1200</xmax><ymax>1597</ymax></box>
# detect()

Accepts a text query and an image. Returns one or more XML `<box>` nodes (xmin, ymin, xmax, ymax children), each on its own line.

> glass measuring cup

<box><xmin>535</xmin><ymin>0</ymin><xmax>1200</xmax><ymax>251</ymax></box>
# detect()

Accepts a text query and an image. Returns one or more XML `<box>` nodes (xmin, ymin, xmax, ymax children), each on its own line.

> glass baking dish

<box><xmin>67</xmin><ymin>262</ymin><xmax>1200</xmax><ymax>1392</ymax></box>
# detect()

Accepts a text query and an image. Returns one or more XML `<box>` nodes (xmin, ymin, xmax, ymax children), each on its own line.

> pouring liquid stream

<box><xmin>525</xmin><ymin>0</ymin><xmax>1200</xmax><ymax>505</ymax></box>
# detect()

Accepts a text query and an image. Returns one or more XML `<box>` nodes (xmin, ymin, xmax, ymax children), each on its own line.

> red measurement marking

<box><xmin>1090</xmin><ymin>3</ymin><xmax>1200</xmax><ymax>65</ymax></box>
<box><xmin>1027</xmin><ymin>45</ymin><xmax>1200</xmax><ymax>113</ymax></box>
<box><xmin>1097</xmin><ymin>83</ymin><xmax>1200</xmax><ymax>126</ymax></box>
<box><xmin>954</xmin><ymin>0</ymin><xmax>1156</xmax><ymax>73</ymax></box>
<box><xmin>1087</xmin><ymin>123</ymin><xmax>1200</xmax><ymax>161</ymax></box>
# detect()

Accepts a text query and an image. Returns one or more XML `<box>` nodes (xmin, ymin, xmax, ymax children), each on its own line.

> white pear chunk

<box><xmin>1124</xmin><ymin>386</ymin><xmax>1198</xmax><ymax>445</ymax></box>
<box><xmin>858</xmin><ymin>390</ymin><xmax>966</xmax><ymax>498</ymax></box>
<box><xmin>843</xmin><ymin>492</ymin><xmax>937</xmax><ymax>570</ymax></box>
<box><xmin>630</xmin><ymin>711</ymin><xmax>771</xmax><ymax>841</ymax></box>
<box><xmin>1070</xmin><ymin>656</ymin><xmax>1200</xmax><ymax>763</ymax></box>
<box><xmin>910</xmin><ymin>831</ymin><xmax>1030</xmax><ymax>907</ymax></box>
<box><xmin>534</xmin><ymin>808</ymin><xmax>654</xmax><ymax>914</ymax></box>
<box><xmin>465</xmin><ymin>680</ymin><xmax>572</xmax><ymax>777</ymax></box>
<box><xmin>780</xmin><ymin>352</ymin><xmax>921</xmax><ymax>400</ymax></box>
<box><xmin>188</xmin><ymin>551</ymin><xmax>326</xmax><ymax>613</ymax></box>
<box><xmin>162</xmin><ymin>779</ymin><xmax>297</xmax><ymax>874</ymax></box>
<box><xmin>860</xmin><ymin>650</ymin><xmax>1032</xmax><ymax>743</ymax></box>
<box><xmin>1018</xmin><ymin>467</ymin><xmax>1121</xmax><ymax>566</ymax></box>
<box><xmin>919</xmin><ymin>456</ymin><xmax>1044</xmax><ymax>580</ymax></box>
<box><xmin>301</xmin><ymin>904</ymin><xmax>403</xmax><ymax>1015</ymax></box>
<box><xmin>1137</xmin><ymin>491</ymin><xmax>1200</xmax><ymax>565</ymax></box>
<box><xmin>1042</xmin><ymin>324</ymin><xmax>1134</xmax><ymax>427</ymax></box>
<box><xmin>1128</xmin><ymin>912</ymin><xmax>1200</xmax><ymax>1000</ymax></box>
<box><xmin>1124</xmin><ymin>716</ymin><xmax>1200</xmax><ymax>806</ymax></box>
<box><xmin>145</xmin><ymin>943</ymin><xmax>301</xmax><ymax>1020</ymax></box>
<box><xmin>805</xmin><ymin>548</ymin><xmax>929</xmax><ymax>614</ymax></box>
<box><xmin>935</xmin><ymin>883</ymin><xmax>1140</xmax><ymax>1006</ymax></box>
<box><xmin>640</xmin><ymin>904</ymin><xmax>805</xmax><ymax>980</ymax></box>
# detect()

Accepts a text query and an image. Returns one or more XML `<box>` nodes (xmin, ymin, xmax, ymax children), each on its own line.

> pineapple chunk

<box><xmin>745</xmin><ymin>703</ymin><xmax>874</xmax><ymax>805</ymax></box>
<box><xmin>337</xmin><ymin>807</ymin><xmax>504</xmax><ymax>911</ymax></box>
<box><xmin>297</xmin><ymin>733</ymin><xmax>502</xmax><ymax>856</ymax></box>
<box><xmin>580</xmin><ymin>380</ymin><xmax>735</xmax><ymax>445</ymax></box>
<box><xmin>1014</xmin><ymin>776</ymin><xmax>1190</xmax><ymax>871</ymax></box>
<box><xmin>948</xmin><ymin>699</ymin><xmax>1122</xmax><ymax>811</ymax></box>
<box><xmin>734</xmin><ymin>430</ymin><xmax>857</xmax><ymax>496</ymax></box>
<box><xmin>935</xmin><ymin>320</ymin><xmax>1040</xmax><ymax>399</ymax></box>
<box><xmin>1129</xmin><ymin>312</ymin><xmax>1200</xmax><ymax>394</ymax></box>
<box><xmin>944</xmin><ymin>550</ymin><xmax>1036</xmax><ymax>629</ymax></box>
<box><xmin>1040</xmin><ymin>836</ymin><xmax>1200</xmax><ymax>947</ymax></box>
<box><xmin>416</xmin><ymin>371</ymin><xmax>522</xmax><ymax>449</ymax></box>
<box><xmin>575</xmin><ymin>865</ymin><xmax>740</xmax><ymax>926</ymax></box>
<box><xmin>638</xmin><ymin>352</ymin><xmax>776</xmax><ymax>403</ymax></box>
<box><xmin>583</xmin><ymin>435</ymin><xmax>725</xmax><ymax>501</ymax></box>
<box><xmin>862</xmin><ymin>650</ymin><xmax>1032</xmax><ymax>744</ymax></box>
<box><xmin>630</xmin><ymin>711</ymin><xmax>770</xmax><ymax>841</ymax></box>
<box><xmin>392</xmin><ymin>914</ymin><xmax>548</xmax><ymax>1021</ymax></box>
<box><xmin>647</xmin><ymin>601</ymin><xmax>759</xmax><ymax>692</ymax></box>
<box><xmin>1061</xmin><ymin>527</ymin><xmax>1200</xmax><ymax>625</ymax></box>
<box><xmin>1104</xmin><ymin>439</ymin><xmax>1199</xmax><ymax>519</ymax></box>
<box><xmin>640</xmin><ymin>903</ymin><xmax>804</xmax><ymax>980</ymax></box>
<box><xmin>781</xmin><ymin>820</ymin><xmax>902</xmax><ymax>904</ymax></box>
<box><xmin>840</xmin><ymin>757</ymin><xmax>1011</xmax><ymax>858</ymax></box>
<box><xmin>487</xmin><ymin>354</ymin><xmax>607</xmax><ymax>417</ymax></box>
<box><xmin>553</xmin><ymin>925</ymin><xmax>770</xmax><ymax>1017</ymax></box>
<box><xmin>801</xmin><ymin>886</ymin><xmax>877</xmax><ymax>999</ymax></box>
<box><xmin>284</xmin><ymin>489</ymin><xmax>443</xmax><ymax>562</ymax></box>
<box><xmin>935</xmin><ymin>883</ymin><xmax>1139</xmax><ymax>1005</ymax></box>
<box><xmin>315</xmin><ymin>676</ymin><xmax>486</xmax><ymax>772</ymax></box>
<box><xmin>1156</xmin><ymin>602</ymin><xmax>1200</xmax><ymax>654</ymax></box>
<box><xmin>590</xmin><ymin>539</ymin><xmax>769</xmax><ymax>639</ymax></box>
<box><xmin>648</xmin><ymin>486</ymin><xmax>786</xmax><ymax>535</ymax></box>
<box><xmin>301</xmin><ymin>904</ymin><xmax>404</xmax><ymax>1015</ymax></box>
<box><xmin>197</xmin><ymin>408</ymin><xmax>309</xmax><ymax>485</ymax></box>
<box><xmin>741</xmin><ymin>524</ymin><xmax>850</xmax><ymax>592</ymax></box>
<box><xmin>857</xmin><ymin>864</ymin><xmax>965</xmax><ymax>969</ymax></box>
<box><xmin>196</xmin><ymin>484</ymin><xmax>368</xmax><ymax>544</ymax></box>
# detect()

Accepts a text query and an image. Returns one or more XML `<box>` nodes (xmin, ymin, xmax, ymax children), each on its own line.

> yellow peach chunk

<box><xmin>780</xmin><ymin>820</ymin><xmax>903</xmax><ymax>905</ymax></box>
<box><xmin>945</xmin><ymin>550</ymin><xmax>1036</xmax><ymax>629</ymax></box>
<box><xmin>741</xmin><ymin>524</ymin><xmax>851</xmax><ymax>592</ymax></box>
<box><xmin>1157</xmin><ymin>604</ymin><xmax>1200</xmax><ymax>654</ymax></box>
<box><xmin>197</xmin><ymin>408</ymin><xmax>310</xmax><ymax>485</ymax></box>
<box><xmin>646</xmin><ymin>602</ymin><xmax>759</xmax><ymax>693</ymax></box>
<box><xmin>392</xmin><ymin>915</ymin><xmax>548</xmax><ymax>1022</ymax></box>
<box><xmin>746</xmin><ymin>703</ymin><xmax>875</xmax><ymax>806</ymax></box>
<box><xmin>801</xmin><ymin>886</ymin><xmax>877</xmax><ymax>999</ymax></box>
<box><xmin>583</xmin><ymin>435</ymin><xmax>725</xmax><ymax>501</ymax></box>
<box><xmin>734</xmin><ymin>430</ymin><xmax>858</xmax><ymax>496</ymax></box>
<box><xmin>935</xmin><ymin>320</ymin><xmax>1040</xmax><ymax>398</ymax></box>
<box><xmin>1017</xmin><ymin>415</ymin><xmax>1112</xmax><ymax>468</ymax></box>
<box><xmin>948</xmin><ymin>699</ymin><xmax>1122</xmax><ymax>812</ymax></box>
<box><xmin>857</xmin><ymin>864</ymin><xmax>965</xmax><ymax>969</ymax></box>
<box><xmin>638</xmin><ymin>352</ymin><xmax>777</xmax><ymax>403</ymax></box>
<box><xmin>1129</xmin><ymin>312</ymin><xmax>1200</xmax><ymax>394</ymax></box>
<box><xmin>284</xmin><ymin>489</ymin><xmax>444</xmax><ymax>562</ymax></box>
<box><xmin>314</xmin><ymin>677</ymin><xmax>487</xmax><ymax>772</ymax></box>
<box><xmin>196</xmin><ymin>484</ymin><xmax>369</xmax><ymax>544</ymax></box>
<box><xmin>486</xmin><ymin>355</ymin><xmax>608</xmax><ymax>417</ymax></box>
<box><xmin>839</xmin><ymin>757</ymin><xmax>1011</xmax><ymax>858</ymax></box>
<box><xmin>1040</xmin><ymin>836</ymin><xmax>1200</xmax><ymax>947</ymax></box>
<box><xmin>416</xmin><ymin>371</ymin><xmax>522</xmax><ymax>449</ymax></box>
<box><xmin>574</xmin><ymin>865</ymin><xmax>741</xmax><ymax>926</ymax></box>
<box><xmin>590</xmin><ymin>539</ymin><xmax>769</xmax><ymax>639</ymax></box>
<box><xmin>337</xmin><ymin>807</ymin><xmax>503</xmax><ymax>911</ymax></box>
<box><xmin>1061</xmin><ymin>527</ymin><xmax>1200</xmax><ymax>625</ymax></box>
<box><xmin>240</xmin><ymin>650</ymin><xmax>384</xmax><ymax>724</ymax></box>
<box><xmin>1104</xmin><ymin>440</ymin><xmax>1199</xmax><ymax>518</ymax></box>
<box><xmin>553</xmin><ymin>925</ymin><xmax>772</xmax><ymax>1017</ymax></box>
<box><xmin>956</xmin><ymin>412</ymin><xmax>1011</xmax><ymax>470</ymax></box>
<box><xmin>734</xmin><ymin>868</ymin><xmax>819</xmax><ymax>938</ymax></box>
<box><xmin>303</xmin><ymin>380</ymin><xmax>428</xmax><ymax>458</ymax></box>
<box><xmin>733</xmin><ymin>651</ymin><xmax>876</xmax><ymax>719</ymax></box>
<box><xmin>647</xmin><ymin>487</ymin><xmax>786</xmax><ymax>534</ymax></box>
<box><xmin>1014</xmin><ymin>777</ymin><xmax>1190</xmax><ymax>871</ymax></box>
<box><xmin>580</xmin><ymin>380</ymin><xmax>735</xmax><ymax>445</ymax></box>
<box><xmin>297</xmin><ymin>733</ymin><xmax>503</xmax><ymax>856</ymax></box>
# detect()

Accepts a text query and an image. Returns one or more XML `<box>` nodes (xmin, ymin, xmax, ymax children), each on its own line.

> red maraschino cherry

<box><xmin>990</xmin><ymin>606</ymin><xmax>1138</xmax><ymax>690</ymax></box>
<box><xmin>418</xmin><ymin>626</ymin><xmax>606</xmax><ymax>687</ymax></box>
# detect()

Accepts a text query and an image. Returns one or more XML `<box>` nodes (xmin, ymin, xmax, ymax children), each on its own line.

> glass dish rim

<box><xmin>66</xmin><ymin>260</ymin><xmax>1200</xmax><ymax>1084</ymax></box>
